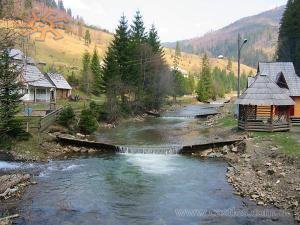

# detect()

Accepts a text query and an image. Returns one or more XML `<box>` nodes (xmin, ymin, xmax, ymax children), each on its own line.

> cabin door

<box><xmin>290</xmin><ymin>105</ymin><xmax>295</xmax><ymax>117</ymax></box>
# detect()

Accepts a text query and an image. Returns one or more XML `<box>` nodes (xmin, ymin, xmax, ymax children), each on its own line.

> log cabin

<box><xmin>236</xmin><ymin>73</ymin><xmax>295</xmax><ymax>132</ymax></box>
<box><xmin>46</xmin><ymin>73</ymin><xmax>72</xmax><ymax>99</ymax></box>
<box><xmin>247</xmin><ymin>62</ymin><xmax>300</xmax><ymax>125</ymax></box>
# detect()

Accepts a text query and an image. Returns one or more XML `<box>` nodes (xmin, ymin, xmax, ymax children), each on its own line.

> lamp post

<box><xmin>237</xmin><ymin>33</ymin><xmax>248</xmax><ymax>97</ymax></box>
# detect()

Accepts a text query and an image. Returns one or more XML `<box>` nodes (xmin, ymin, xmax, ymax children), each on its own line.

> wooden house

<box><xmin>236</xmin><ymin>73</ymin><xmax>295</xmax><ymax>132</ymax></box>
<box><xmin>20</xmin><ymin>65</ymin><xmax>56</xmax><ymax>103</ymax></box>
<box><xmin>46</xmin><ymin>73</ymin><xmax>72</xmax><ymax>99</ymax></box>
<box><xmin>257</xmin><ymin>62</ymin><xmax>300</xmax><ymax>119</ymax></box>
<box><xmin>9</xmin><ymin>49</ymin><xmax>56</xmax><ymax>103</ymax></box>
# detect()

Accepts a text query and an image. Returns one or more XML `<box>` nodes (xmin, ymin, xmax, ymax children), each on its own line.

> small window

<box><xmin>36</xmin><ymin>89</ymin><xmax>46</xmax><ymax>95</ymax></box>
<box><xmin>22</xmin><ymin>89</ymin><xmax>28</xmax><ymax>94</ymax></box>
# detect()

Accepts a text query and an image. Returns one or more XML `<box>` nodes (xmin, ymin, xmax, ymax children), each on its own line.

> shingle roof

<box><xmin>22</xmin><ymin>65</ymin><xmax>55</xmax><ymax>88</ymax></box>
<box><xmin>9</xmin><ymin>48</ymin><xmax>35</xmax><ymax>65</ymax></box>
<box><xmin>46</xmin><ymin>73</ymin><xmax>72</xmax><ymax>90</ymax></box>
<box><xmin>247</xmin><ymin>77</ymin><xmax>255</xmax><ymax>87</ymax></box>
<box><xmin>258</xmin><ymin>62</ymin><xmax>300</xmax><ymax>96</ymax></box>
<box><xmin>235</xmin><ymin>73</ymin><xmax>295</xmax><ymax>106</ymax></box>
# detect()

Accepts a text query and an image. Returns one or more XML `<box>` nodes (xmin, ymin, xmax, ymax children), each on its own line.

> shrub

<box><xmin>78</xmin><ymin>109</ymin><xmax>98</xmax><ymax>135</ymax></box>
<box><xmin>58</xmin><ymin>106</ymin><xmax>76</xmax><ymax>128</ymax></box>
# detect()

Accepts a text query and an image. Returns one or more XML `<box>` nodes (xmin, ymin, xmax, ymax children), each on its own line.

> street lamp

<box><xmin>237</xmin><ymin>33</ymin><xmax>247</xmax><ymax>97</ymax></box>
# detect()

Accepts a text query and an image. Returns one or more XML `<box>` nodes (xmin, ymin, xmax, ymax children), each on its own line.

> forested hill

<box><xmin>0</xmin><ymin>0</ymin><xmax>254</xmax><ymax>76</ymax></box>
<box><xmin>164</xmin><ymin>6</ymin><xmax>285</xmax><ymax>67</ymax></box>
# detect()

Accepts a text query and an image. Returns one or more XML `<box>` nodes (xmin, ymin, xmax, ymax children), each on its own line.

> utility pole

<box><xmin>237</xmin><ymin>33</ymin><xmax>247</xmax><ymax>97</ymax></box>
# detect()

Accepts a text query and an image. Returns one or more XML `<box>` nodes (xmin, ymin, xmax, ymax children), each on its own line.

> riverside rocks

<box><xmin>46</xmin><ymin>143</ymin><xmax>102</xmax><ymax>156</ymax></box>
<box><xmin>0</xmin><ymin>174</ymin><xmax>31</xmax><ymax>200</ymax></box>
<box><xmin>225</xmin><ymin>139</ymin><xmax>300</xmax><ymax>223</ymax></box>
<box><xmin>194</xmin><ymin>137</ymin><xmax>299</xmax><ymax>222</ymax></box>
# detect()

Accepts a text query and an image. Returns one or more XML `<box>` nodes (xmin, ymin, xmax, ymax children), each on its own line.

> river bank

<box><xmin>193</xmin><ymin>103</ymin><xmax>300</xmax><ymax>223</ymax></box>
<box><xmin>1</xmin><ymin>101</ymin><xmax>299</xmax><ymax>224</ymax></box>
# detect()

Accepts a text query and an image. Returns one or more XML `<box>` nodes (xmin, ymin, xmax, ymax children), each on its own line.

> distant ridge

<box><xmin>163</xmin><ymin>5</ymin><xmax>286</xmax><ymax>67</ymax></box>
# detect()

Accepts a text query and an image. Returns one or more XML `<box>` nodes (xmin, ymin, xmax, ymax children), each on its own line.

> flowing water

<box><xmin>0</xmin><ymin>104</ymin><xmax>296</xmax><ymax>225</ymax></box>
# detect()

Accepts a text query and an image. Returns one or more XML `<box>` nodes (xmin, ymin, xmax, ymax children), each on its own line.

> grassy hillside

<box><xmin>164</xmin><ymin>6</ymin><xmax>285</xmax><ymax>67</ymax></box>
<box><xmin>28</xmin><ymin>29</ymin><xmax>254</xmax><ymax>76</ymax></box>
<box><xmin>164</xmin><ymin>48</ymin><xmax>254</xmax><ymax>75</ymax></box>
<box><xmin>0</xmin><ymin>18</ymin><xmax>255</xmax><ymax>76</ymax></box>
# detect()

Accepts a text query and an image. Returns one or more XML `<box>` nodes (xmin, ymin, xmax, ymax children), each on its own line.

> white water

<box><xmin>126</xmin><ymin>154</ymin><xmax>179</xmax><ymax>175</ymax></box>
<box><xmin>0</xmin><ymin>161</ymin><xmax>20</xmax><ymax>170</ymax></box>
<box><xmin>117</xmin><ymin>145</ymin><xmax>183</xmax><ymax>155</ymax></box>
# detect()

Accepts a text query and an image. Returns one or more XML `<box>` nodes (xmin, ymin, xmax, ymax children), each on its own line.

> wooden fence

<box><xmin>39</xmin><ymin>108</ymin><xmax>63</xmax><ymax>132</ymax></box>
<box><xmin>19</xmin><ymin>108</ymin><xmax>63</xmax><ymax>133</ymax></box>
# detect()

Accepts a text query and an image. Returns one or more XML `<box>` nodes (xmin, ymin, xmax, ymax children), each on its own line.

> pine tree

<box><xmin>114</xmin><ymin>15</ymin><xmax>130</xmax><ymax>103</ymax></box>
<box><xmin>81</xmin><ymin>51</ymin><xmax>91</xmax><ymax>94</ymax></box>
<box><xmin>84</xmin><ymin>30</ymin><xmax>92</xmax><ymax>46</ymax></box>
<box><xmin>24</xmin><ymin>0</ymin><xmax>33</xmax><ymax>9</ymax></box>
<box><xmin>129</xmin><ymin>11</ymin><xmax>147</xmax><ymax>102</ymax></box>
<box><xmin>0</xmin><ymin>49</ymin><xmax>27</xmax><ymax>148</ymax></box>
<box><xmin>277</xmin><ymin>0</ymin><xmax>300</xmax><ymax>74</ymax></box>
<box><xmin>101</xmin><ymin>46</ymin><xmax>121</xmax><ymax>121</ymax></box>
<box><xmin>172</xmin><ymin>41</ymin><xmax>182</xmax><ymax>101</ymax></box>
<box><xmin>130</xmin><ymin>11</ymin><xmax>147</xmax><ymax>43</ymax></box>
<box><xmin>90</xmin><ymin>48</ymin><xmax>102</xmax><ymax>96</ymax></box>
<box><xmin>58</xmin><ymin>0</ymin><xmax>65</xmax><ymax>11</ymax></box>
<box><xmin>196</xmin><ymin>54</ymin><xmax>214</xmax><ymax>102</ymax></box>
<box><xmin>227</xmin><ymin>58</ymin><xmax>233</xmax><ymax>72</ymax></box>
<box><xmin>145</xmin><ymin>24</ymin><xmax>167</xmax><ymax>108</ymax></box>
<box><xmin>67</xmin><ymin>8</ymin><xmax>72</xmax><ymax>17</ymax></box>
<box><xmin>148</xmin><ymin>24</ymin><xmax>163</xmax><ymax>56</ymax></box>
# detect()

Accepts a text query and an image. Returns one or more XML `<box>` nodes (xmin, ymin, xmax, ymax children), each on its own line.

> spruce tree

<box><xmin>114</xmin><ymin>15</ymin><xmax>130</xmax><ymax>103</ymax></box>
<box><xmin>84</xmin><ymin>30</ymin><xmax>92</xmax><ymax>46</ymax></box>
<box><xmin>129</xmin><ymin>11</ymin><xmax>147</xmax><ymax>102</ymax></box>
<box><xmin>101</xmin><ymin>46</ymin><xmax>121</xmax><ymax>121</ymax></box>
<box><xmin>0</xmin><ymin>49</ymin><xmax>27</xmax><ymax>148</ymax></box>
<box><xmin>148</xmin><ymin>24</ymin><xmax>163</xmax><ymax>55</ymax></box>
<box><xmin>58</xmin><ymin>0</ymin><xmax>65</xmax><ymax>11</ymax></box>
<box><xmin>145</xmin><ymin>24</ymin><xmax>167</xmax><ymax>108</ymax></box>
<box><xmin>130</xmin><ymin>11</ymin><xmax>147</xmax><ymax>43</ymax></box>
<box><xmin>90</xmin><ymin>48</ymin><xmax>102</xmax><ymax>96</ymax></box>
<box><xmin>25</xmin><ymin>0</ymin><xmax>33</xmax><ymax>9</ymax></box>
<box><xmin>172</xmin><ymin>41</ymin><xmax>182</xmax><ymax>101</ymax></box>
<box><xmin>196</xmin><ymin>54</ymin><xmax>213</xmax><ymax>102</ymax></box>
<box><xmin>277</xmin><ymin>0</ymin><xmax>300</xmax><ymax>74</ymax></box>
<box><xmin>81</xmin><ymin>51</ymin><xmax>91</xmax><ymax>94</ymax></box>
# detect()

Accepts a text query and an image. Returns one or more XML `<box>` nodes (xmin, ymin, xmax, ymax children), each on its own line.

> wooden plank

<box><xmin>180</xmin><ymin>139</ymin><xmax>243</xmax><ymax>155</ymax></box>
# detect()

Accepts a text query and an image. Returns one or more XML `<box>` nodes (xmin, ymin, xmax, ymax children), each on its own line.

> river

<box><xmin>0</xmin><ymin>104</ymin><xmax>296</xmax><ymax>225</ymax></box>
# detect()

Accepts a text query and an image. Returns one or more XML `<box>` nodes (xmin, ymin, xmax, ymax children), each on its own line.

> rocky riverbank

<box><xmin>194</xmin><ymin>137</ymin><xmax>300</xmax><ymax>223</ymax></box>
<box><xmin>0</xmin><ymin>173</ymin><xmax>33</xmax><ymax>225</ymax></box>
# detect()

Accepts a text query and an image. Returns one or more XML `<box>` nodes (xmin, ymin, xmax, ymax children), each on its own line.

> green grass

<box><xmin>218</xmin><ymin>115</ymin><xmax>237</xmax><ymax>128</ymax></box>
<box><xmin>12</xmin><ymin>133</ymin><xmax>54</xmax><ymax>161</ymax></box>
<box><xmin>252</xmin><ymin>131</ymin><xmax>300</xmax><ymax>156</ymax></box>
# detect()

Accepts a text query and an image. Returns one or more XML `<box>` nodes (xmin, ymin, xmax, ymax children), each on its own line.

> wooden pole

<box><xmin>270</xmin><ymin>105</ymin><xmax>274</xmax><ymax>132</ymax></box>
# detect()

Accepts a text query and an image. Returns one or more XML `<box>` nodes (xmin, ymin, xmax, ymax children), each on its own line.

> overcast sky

<box><xmin>63</xmin><ymin>0</ymin><xmax>287</xmax><ymax>42</ymax></box>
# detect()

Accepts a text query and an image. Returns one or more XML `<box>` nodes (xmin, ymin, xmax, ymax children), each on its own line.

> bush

<box><xmin>78</xmin><ymin>109</ymin><xmax>98</xmax><ymax>135</ymax></box>
<box><xmin>58</xmin><ymin>106</ymin><xmax>76</xmax><ymax>128</ymax></box>
<box><xmin>89</xmin><ymin>101</ymin><xmax>101</xmax><ymax>118</ymax></box>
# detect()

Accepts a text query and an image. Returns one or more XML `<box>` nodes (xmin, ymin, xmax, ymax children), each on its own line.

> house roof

<box><xmin>46</xmin><ymin>73</ymin><xmax>72</xmax><ymax>90</ymax></box>
<box><xmin>9</xmin><ymin>48</ymin><xmax>35</xmax><ymax>65</ymax></box>
<box><xmin>258</xmin><ymin>62</ymin><xmax>300</xmax><ymax>96</ymax></box>
<box><xmin>235</xmin><ymin>73</ymin><xmax>295</xmax><ymax>106</ymax></box>
<box><xmin>247</xmin><ymin>76</ymin><xmax>255</xmax><ymax>87</ymax></box>
<box><xmin>22</xmin><ymin>65</ymin><xmax>55</xmax><ymax>88</ymax></box>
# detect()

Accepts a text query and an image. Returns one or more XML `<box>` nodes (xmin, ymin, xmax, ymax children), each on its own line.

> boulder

<box><xmin>200</xmin><ymin>149</ymin><xmax>213</xmax><ymax>157</ymax></box>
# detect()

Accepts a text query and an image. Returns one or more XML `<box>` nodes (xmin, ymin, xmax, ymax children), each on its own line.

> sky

<box><xmin>63</xmin><ymin>0</ymin><xmax>287</xmax><ymax>42</ymax></box>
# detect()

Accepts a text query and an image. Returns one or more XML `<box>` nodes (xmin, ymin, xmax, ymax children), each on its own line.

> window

<box><xmin>36</xmin><ymin>89</ymin><xmax>46</xmax><ymax>95</ymax></box>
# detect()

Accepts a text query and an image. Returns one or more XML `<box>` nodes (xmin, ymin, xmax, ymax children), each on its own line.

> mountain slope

<box><xmin>1</xmin><ymin>19</ymin><xmax>254</xmax><ymax>77</ymax></box>
<box><xmin>32</xmin><ymin>30</ymin><xmax>253</xmax><ymax>75</ymax></box>
<box><xmin>164</xmin><ymin>6</ymin><xmax>285</xmax><ymax>67</ymax></box>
